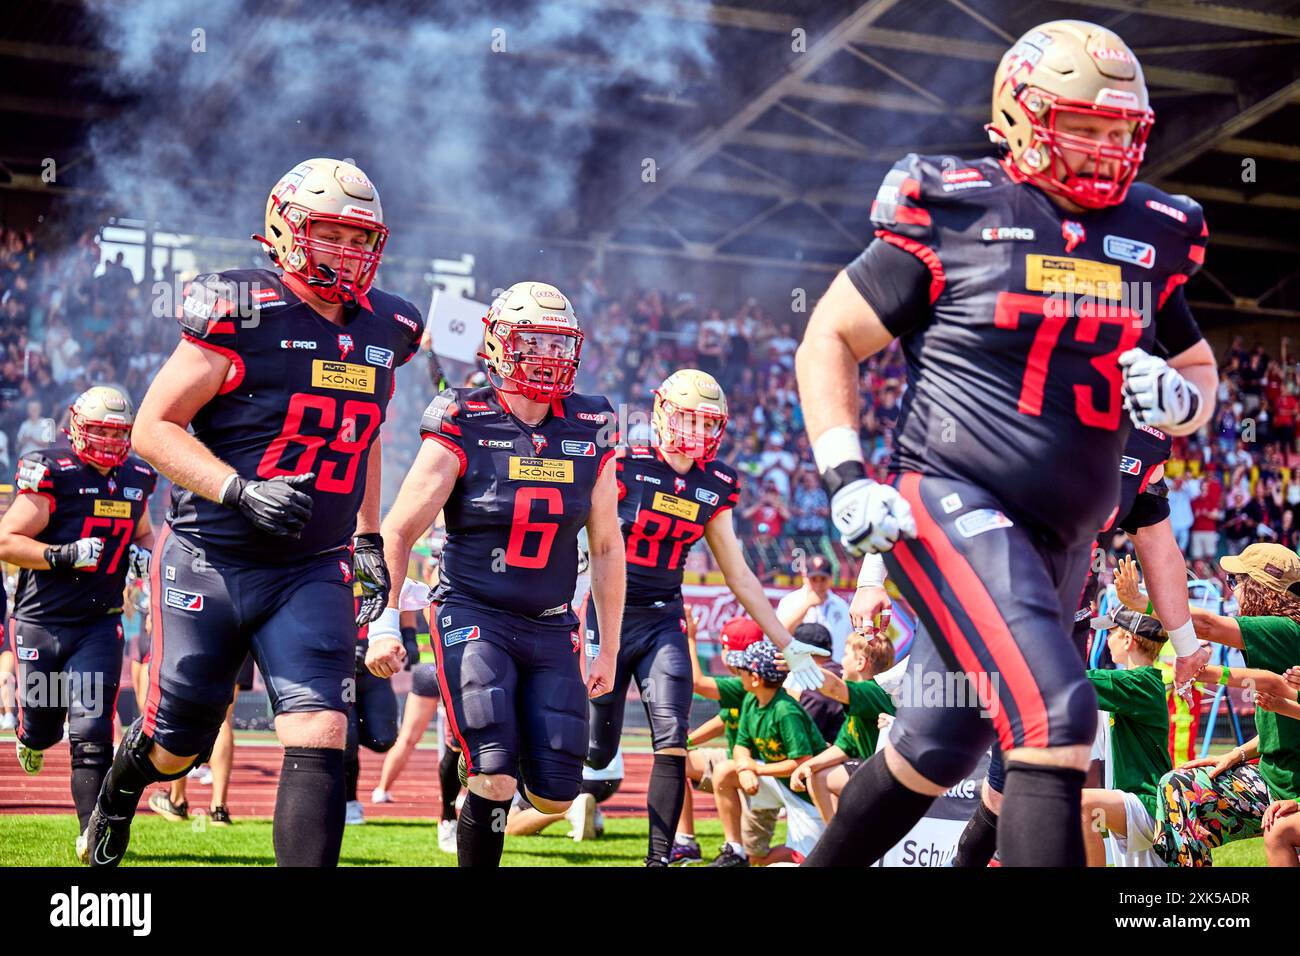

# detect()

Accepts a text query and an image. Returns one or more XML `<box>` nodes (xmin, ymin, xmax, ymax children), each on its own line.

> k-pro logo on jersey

<box><xmin>508</xmin><ymin>457</ymin><xmax>574</xmax><ymax>482</ymax></box>
<box><xmin>311</xmin><ymin>360</ymin><xmax>376</xmax><ymax>393</ymax></box>
<box><xmin>1103</xmin><ymin>235</ymin><xmax>1156</xmax><ymax>269</ymax></box>
<box><xmin>443</xmin><ymin>625</ymin><xmax>481</xmax><ymax>648</ymax></box>
<box><xmin>94</xmin><ymin>499</ymin><xmax>132</xmax><ymax>518</ymax></box>
<box><xmin>164</xmin><ymin>588</ymin><xmax>204</xmax><ymax>612</ymax></box>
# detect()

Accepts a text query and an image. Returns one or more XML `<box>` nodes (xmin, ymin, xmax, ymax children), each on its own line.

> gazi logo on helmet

<box><xmin>987</xmin><ymin>20</ymin><xmax>1154</xmax><ymax>210</ymax></box>
<box><xmin>479</xmin><ymin>282</ymin><xmax>584</xmax><ymax>403</ymax></box>
<box><xmin>68</xmin><ymin>386</ymin><xmax>134</xmax><ymax>469</ymax></box>
<box><xmin>653</xmin><ymin>369</ymin><xmax>728</xmax><ymax>462</ymax></box>
<box><xmin>253</xmin><ymin>158</ymin><xmax>388</xmax><ymax>305</ymax></box>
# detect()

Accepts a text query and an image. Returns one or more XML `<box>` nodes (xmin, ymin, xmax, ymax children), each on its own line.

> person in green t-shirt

<box><xmin>1153</xmin><ymin>543</ymin><xmax>1300</xmax><ymax>866</ymax></box>
<box><xmin>1077</xmin><ymin>607</ymin><xmax>1171</xmax><ymax>867</ymax></box>
<box><xmin>676</xmin><ymin>613</ymin><xmax>763</xmax><ymax>864</ymax></box>
<box><xmin>713</xmin><ymin>640</ymin><xmax>828</xmax><ymax>866</ymax></box>
<box><xmin>789</xmin><ymin>631</ymin><xmax>897</xmax><ymax>823</ymax></box>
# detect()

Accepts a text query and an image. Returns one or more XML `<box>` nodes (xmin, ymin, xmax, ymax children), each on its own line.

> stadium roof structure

<box><xmin>3</xmin><ymin>0</ymin><xmax>1300</xmax><ymax>321</ymax></box>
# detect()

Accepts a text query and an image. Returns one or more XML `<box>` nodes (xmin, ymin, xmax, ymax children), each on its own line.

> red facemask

<box><xmin>258</xmin><ymin>208</ymin><xmax>388</xmax><ymax>304</ymax></box>
<box><xmin>69</xmin><ymin>412</ymin><xmax>132</xmax><ymax>469</ymax></box>
<box><xmin>658</xmin><ymin>399</ymin><xmax>727</xmax><ymax>462</ymax></box>
<box><xmin>1000</xmin><ymin>85</ymin><xmax>1153</xmax><ymax>209</ymax></box>
<box><xmin>484</xmin><ymin>321</ymin><xmax>584</xmax><ymax>403</ymax></box>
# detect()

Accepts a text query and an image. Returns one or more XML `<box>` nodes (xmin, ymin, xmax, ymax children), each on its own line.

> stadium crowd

<box><xmin>2</xmin><ymin>224</ymin><xmax>1299</xmax><ymax>589</ymax></box>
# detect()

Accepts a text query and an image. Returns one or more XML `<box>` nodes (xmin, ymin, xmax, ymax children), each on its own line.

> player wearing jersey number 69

<box><xmin>86</xmin><ymin>158</ymin><xmax>422</xmax><ymax>869</ymax></box>
<box><xmin>795</xmin><ymin>20</ymin><xmax>1217</xmax><ymax>867</ymax></box>
<box><xmin>370</xmin><ymin>281</ymin><xmax>625</xmax><ymax>869</ymax></box>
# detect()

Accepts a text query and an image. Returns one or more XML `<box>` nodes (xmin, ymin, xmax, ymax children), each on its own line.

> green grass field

<box><xmin>0</xmin><ymin>813</ymin><xmax>1266</xmax><ymax>866</ymax></box>
<box><xmin>0</xmin><ymin>815</ymin><xmax>775</xmax><ymax>867</ymax></box>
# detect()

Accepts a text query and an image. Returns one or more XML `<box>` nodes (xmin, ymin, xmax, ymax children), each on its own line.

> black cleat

<box><xmin>209</xmin><ymin>806</ymin><xmax>232</xmax><ymax>826</ymax></box>
<box><xmin>84</xmin><ymin>802</ymin><xmax>132</xmax><ymax>867</ymax></box>
<box><xmin>707</xmin><ymin>844</ymin><xmax>750</xmax><ymax>868</ymax></box>
<box><xmin>148</xmin><ymin>791</ymin><xmax>188</xmax><ymax>822</ymax></box>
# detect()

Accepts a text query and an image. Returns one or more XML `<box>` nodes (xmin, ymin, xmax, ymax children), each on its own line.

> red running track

<box><xmin>0</xmin><ymin>740</ymin><xmax>713</xmax><ymax>819</ymax></box>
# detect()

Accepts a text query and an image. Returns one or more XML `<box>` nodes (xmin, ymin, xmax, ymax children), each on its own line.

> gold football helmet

<box><xmin>479</xmin><ymin>282</ymin><xmax>584</xmax><ymax>402</ymax></box>
<box><xmin>989</xmin><ymin>20</ymin><xmax>1153</xmax><ymax>209</ymax></box>
<box><xmin>69</xmin><ymin>385</ymin><xmax>133</xmax><ymax>468</ymax></box>
<box><xmin>653</xmin><ymin>369</ymin><xmax>728</xmax><ymax>462</ymax></box>
<box><xmin>254</xmin><ymin>158</ymin><xmax>388</xmax><ymax>303</ymax></box>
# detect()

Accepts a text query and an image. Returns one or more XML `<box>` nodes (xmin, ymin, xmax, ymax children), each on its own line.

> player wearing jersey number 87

<box><xmin>86</xmin><ymin>158</ymin><xmax>422</xmax><ymax>870</ymax></box>
<box><xmin>373</xmin><ymin>281</ymin><xmax>624</xmax><ymax>869</ymax></box>
<box><xmin>586</xmin><ymin>369</ymin><xmax>829</xmax><ymax>866</ymax></box>
<box><xmin>796</xmin><ymin>19</ymin><xmax>1218</xmax><ymax>869</ymax></box>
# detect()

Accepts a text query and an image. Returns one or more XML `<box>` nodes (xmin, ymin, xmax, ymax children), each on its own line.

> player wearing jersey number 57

<box><xmin>370</xmin><ymin>281</ymin><xmax>624</xmax><ymax>868</ymax></box>
<box><xmin>796</xmin><ymin>20</ymin><xmax>1216</xmax><ymax>867</ymax></box>
<box><xmin>86</xmin><ymin>158</ymin><xmax>422</xmax><ymax>868</ymax></box>
<box><xmin>0</xmin><ymin>386</ymin><xmax>156</xmax><ymax>863</ymax></box>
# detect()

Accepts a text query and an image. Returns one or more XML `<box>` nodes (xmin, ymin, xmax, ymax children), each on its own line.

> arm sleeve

<box><xmin>844</xmin><ymin>238</ymin><xmax>933</xmax><ymax>339</ymax></box>
<box><xmin>1153</xmin><ymin>286</ymin><xmax>1202</xmax><ymax>359</ymax></box>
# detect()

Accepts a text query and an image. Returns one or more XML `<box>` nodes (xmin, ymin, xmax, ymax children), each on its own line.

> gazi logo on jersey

<box><xmin>337</xmin><ymin>334</ymin><xmax>355</xmax><ymax>361</ymax></box>
<box><xmin>1103</xmin><ymin>235</ymin><xmax>1156</xmax><ymax>269</ymax></box>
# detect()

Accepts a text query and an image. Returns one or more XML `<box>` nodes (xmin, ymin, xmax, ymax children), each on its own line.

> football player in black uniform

<box><xmin>952</xmin><ymin>419</ymin><xmax>1205</xmax><ymax>865</ymax></box>
<box><xmin>0</xmin><ymin>386</ymin><xmax>155</xmax><ymax>861</ymax></box>
<box><xmin>795</xmin><ymin>20</ymin><xmax>1217</xmax><ymax>866</ymax></box>
<box><xmin>85</xmin><ymin>158</ymin><xmax>421</xmax><ymax>867</ymax></box>
<box><xmin>585</xmin><ymin>368</ymin><xmax>830</xmax><ymax>865</ymax></box>
<box><xmin>369</xmin><ymin>281</ymin><xmax>625</xmax><ymax>868</ymax></box>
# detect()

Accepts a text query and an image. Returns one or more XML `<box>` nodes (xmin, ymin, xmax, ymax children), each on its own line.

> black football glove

<box><xmin>354</xmin><ymin>532</ymin><xmax>391</xmax><ymax>626</ymax></box>
<box><xmin>400</xmin><ymin>626</ymin><xmax>421</xmax><ymax>672</ymax></box>
<box><xmin>221</xmin><ymin>473</ymin><xmax>315</xmax><ymax>537</ymax></box>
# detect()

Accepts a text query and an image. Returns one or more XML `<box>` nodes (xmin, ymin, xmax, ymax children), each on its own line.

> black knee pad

<box><xmin>362</xmin><ymin>731</ymin><xmax>397</xmax><ymax>753</ymax></box>
<box><xmin>121</xmin><ymin>717</ymin><xmax>209</xmax><ymax>783</ymax></box>
<box><xmin>70</xmin><ymin>738</ymin><xmax>113</xmax><ymax>772</ymax></box>
<box><xmin>18</xmin><ymin>725</ymin><xmax>63</xmax><ymax>752</ymax></box>
<box><xmin>585</xmin><ymin>739</ymin><xmax>619</xmax><ymax>771</ymax></box>
<box><xmin>582</xmin><ymin>778</ymin><xmax>622</xmax><ymax>804</ymax></box>
<box><xmin>410</xmin><ymin>663</ymin><xmax>441</xmax><ymax>699</ymax></box>
<box><xmin>891</xmin><ymin>719</ymin><xmax>991</xmax><ymax>790</ymax></box>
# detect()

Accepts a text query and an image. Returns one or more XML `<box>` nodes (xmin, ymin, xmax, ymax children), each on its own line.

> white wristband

<box><xmin>813</xmin><ymin>425</ymin><xmax>865</xmax><ymax>474</ymax></box>
<box><xmin>368</xmin><ymin>607</ymin><xmax>401</xmax><ymax>643</ymax></box>
<box><xmin>1167</xmin><ymin>619</ymin><xmax>1199</xmax><ymax>658</ymax></box>
<box><xmin>857</xmin><ymin>553</ymin><xmax>886</xmax><ymax>589</ymax></box>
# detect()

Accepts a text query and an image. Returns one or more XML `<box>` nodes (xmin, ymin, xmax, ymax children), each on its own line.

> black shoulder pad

<box><xmin>420</xmin><ymin>389</ymin><xmax>462</xmax><ymax>437</ymax></box>
<box><xmin>179</xmin><ymin>273</ymin><xmax>241</xmax><ymax>338</ymax></box>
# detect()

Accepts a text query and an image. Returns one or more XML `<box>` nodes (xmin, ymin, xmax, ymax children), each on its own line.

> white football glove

<box><xmin>1119</xmin><ymin>348</ymin><xmax>1202</xmax><ymax>434</ymax></box>
<box><xmin>781</xmin><ymin>638</ymin><xmax>831</xmax><ymax>693</ymax></box>
<box><xmin>127</xmin><ymin>544</ymin><xmax>151</xmax><ymax>581</ymax></box>
<box><xmin>832</xmin><ymin>478</ymin><xmax>917</xmax><ymax>556</ymax></box>
<box><xmin>15</xmin><ymin>458</ymin><xmax>49</xmax><ymax>493</ymax></box>
<box><xmin>45</xmin><ymin>536</ymin><xmax>104</xmax><ymax>571</ymax></box>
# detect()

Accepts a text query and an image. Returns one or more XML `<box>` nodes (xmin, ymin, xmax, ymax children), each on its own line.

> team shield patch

<box><xmin>1103</xmin><ymin>234</ymin><xmax>1156</xmax><ymax>269</ymax></box>
<box><xmin>561</xmin><ymin>440</ymin><xmax>595</xmax><ymax>457</ymax></box>
<box><xmin>443</xmin><ymin>625</ymin><xmax>481</xmax><ymax>648</ymax></box>
<box><xmin>695</xmin><ymin>487</ymin><xmax>719</xmax><ymax>506</ymax></box>
<box><xmin>1120</xmin><ymin>456</ymin><xmax>1142</xmax><ymax>475</ymax></box>
<box><xmin>954</xmin><ymin>509</ymin><xmax>1014</xmax><ymax>539</ymax></box>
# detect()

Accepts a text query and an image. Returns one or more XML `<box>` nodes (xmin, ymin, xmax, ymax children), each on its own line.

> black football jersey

<box><xmin>422</xmin><ymin>386</ymin><xmax>616</xmax><ymax>623</ymax></box>
<box><xmin>615</xmin><ymin>447</ymin><xmax>740</xmax><ymax>605</ymax></box>
<box><xmin>859</xmin><ymin>154</ymin><xmax>1206</xmax><ymax>549</ymax></box>
<box><xmin>168</xmin><ymin>268</ymin><xmax>422</xmax><ymax>562</ymax></box>
<box><xmin>13</xmin><ymin>446</ymin><xmax>156</xmax><ymax>624</ymax></box>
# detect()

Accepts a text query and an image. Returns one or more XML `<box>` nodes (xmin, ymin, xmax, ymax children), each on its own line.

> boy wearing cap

<box><xmin>791</xmin><ymin>632</ymin><xmax>897</xmax><ymax>823</ymax></box>
<box><xmin>1154</xmin><ymin>543</ymin><xmax>1300</xmax><ymax>866</ymax></box>
<box><xmin>713</xmin><ymin>641</ymin><xmax>828</xmax><ymax>866</ymax></box>
<box><xmin>675</xmin><ymin>612</ymin><xmax>763</xmax><ymax>863</ymax></box>
<box><xmin>1077</xmin><ymin>607</ymin><xmax>1172</xmax><ymax>866</ymax></box>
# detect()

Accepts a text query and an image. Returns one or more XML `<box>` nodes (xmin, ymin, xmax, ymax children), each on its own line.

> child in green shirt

<box><xmin>714</xmin><ymin>640</ymin><xmax>828</xmax><ymax>866</ymax></box>
<box><xmin>790</xmin><ymin>631</ymin><xmax>897</xmax><ymax>823</ymax></box>
<box><xmin>1079</xmin><ymin>607</ymin><xmax>1172</xmax><ymax>867</ymax></box>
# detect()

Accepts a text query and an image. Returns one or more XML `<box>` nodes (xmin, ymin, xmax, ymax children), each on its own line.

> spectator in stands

<box><xmin>16</xmin><ymin>399</ymin><xmax>51</xmax><ymax>456</ymax></box>
<box><xmin>789</xmin><ymin>467</ymin><xmax>830</xmax><ymax>545</ymax></box>
<box><xmin>1168</xmin><ymin>476</ymin><xmax>1195</xmax><ymax>553</ymax></box>
<box><xmin>776</xmin><ymin>554</ymin><xmax>851</xmax><ymax>660</ymax></box>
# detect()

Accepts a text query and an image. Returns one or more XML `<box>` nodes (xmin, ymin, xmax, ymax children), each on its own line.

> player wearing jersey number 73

<box><xmin>796</xmin><ymin>19</ymin><xmax>1217</xmax><ymax>868</ymax></box>
<box><xmin>371</xmin><ymin>281</ymin><xmax>624</xmax><ymax>869</ymax></box>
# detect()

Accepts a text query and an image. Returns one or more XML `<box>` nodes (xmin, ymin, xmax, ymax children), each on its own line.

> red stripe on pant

<box><xmin>142</xmin><ymin>524</ymin><xmax>170</xmax><ymax>736</ymax></box>
<box><xmin>9</xmin><ymin>619</ymin><xmax>22</xmax><ymax>739</ymax></box>
<box><xmin>430</xmin><ymin>604</ymin><xmax>474</xmax><ymax>772</ymax></box>
<box><xmin>896</xmin><ymin>473</ymin><xmax>1051</xmax><ymax>749</ymax></box>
